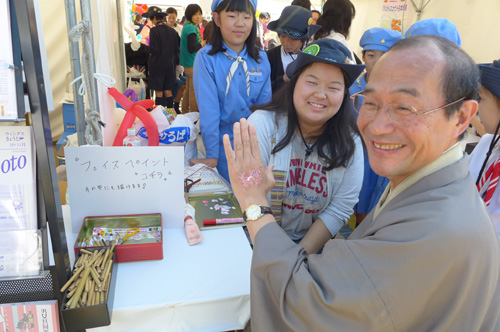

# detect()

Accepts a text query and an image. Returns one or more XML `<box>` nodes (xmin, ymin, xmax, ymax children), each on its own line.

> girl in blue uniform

<box><xmin>191</xmin><ymin>0</ymin><xmax>272</xmax><ymax>182</ymax></box>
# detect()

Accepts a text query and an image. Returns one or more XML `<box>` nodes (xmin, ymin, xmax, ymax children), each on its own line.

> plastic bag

<box><xmin>134</xmin><ymin>106</ymin><xmax>170</xmax><ymax>146</ymax></box>
<box><xmin>127</xmin><ymin>78</ymin><xmax>145</xmax><ymax>100</ymax></box>
<box><xmin>134</xmin><ymin>109</ymin><xmax>199</xmax><ymax>165</ymax></box>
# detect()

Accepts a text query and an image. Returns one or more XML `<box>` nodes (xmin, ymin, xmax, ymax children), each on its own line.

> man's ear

<box><xmin>453</xmin><ymin>99</ymin><xmax>479</xmax><ymax>138</ymax></box>
<box><xmin>213</xmin><ymin>12</ymin><xmax>221</xmax><ymax>28</ymax></box>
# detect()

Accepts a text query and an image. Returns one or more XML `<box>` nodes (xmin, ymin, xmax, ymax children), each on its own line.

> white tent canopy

<box><xmin>37</xmin><ymin>0</ymin><xmax>500</xmax><ymax>142</ymax></box>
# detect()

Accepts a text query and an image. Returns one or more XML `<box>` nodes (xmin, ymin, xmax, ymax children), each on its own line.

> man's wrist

<box><xmin>239</xmin><ymin>197</ymin><xmax>269</xmax><ymax>212</ymax></box>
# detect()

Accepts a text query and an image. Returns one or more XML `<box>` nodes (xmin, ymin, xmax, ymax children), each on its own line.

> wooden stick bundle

<box><xmin>61</xmin><ymin>246</ymin><xmax>115</xmax><ymax>309</ymax></box>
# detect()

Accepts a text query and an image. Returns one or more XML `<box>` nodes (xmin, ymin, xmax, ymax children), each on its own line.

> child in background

<box><xmin>405</xmin><ymin>18</ymin><xmax>462</xmax><ymax>47</ymax></box>
<box><xmin>180</xmin><ymin>4</ymin><xmax>206</xmax><ymax>113</ymax></box>
<box><xmin>469</xmin><ymin>59</ymin><xmax>500</xmax><ymax>239</ymax></box>
<box><xmin>139</xmin><ymin>7</ymin><xmax>156</xmax><ymax>45</ymax></box>
<box><xmin>146</xmin><ymin>7</ymin><xmax>180</xmax><ymax>109</ymax></box>
<box><xmin>349</xmin><ymin>27</ymin><xmax>401</xmax><ymax>223</ymax></box>
<box><xmin>192</xmin><ymin>0</ymin><xmax>272</xmax><ymax>182</ymax></box>
<box><xmin>266</xmin><ymin>5</ymin><xmax>320</xmax><ymax>92</ymax></box>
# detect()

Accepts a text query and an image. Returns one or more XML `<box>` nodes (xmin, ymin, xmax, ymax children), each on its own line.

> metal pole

<box><xmin>116</xmin><ymin>0</ymin><xmax>127</xmax><ymax>90</ymax></box>
<box><xmin>64</xmin><ymin>0</ymin><xmax>86</xmax><ymax>146</ymax></box>
<box><xmin>417</xmin><ymin>0</ymin><xmax>423</xmax><ymax>21</ymax></box>
<box><xmin>80</xmin><ymin>0</ymin><xmax>101</xmax><ymax>140</ymax></box>
<box><xmin>15</xmin><ymin>0</ymin><xmax>71</xmax><ymax>298</ymax></box>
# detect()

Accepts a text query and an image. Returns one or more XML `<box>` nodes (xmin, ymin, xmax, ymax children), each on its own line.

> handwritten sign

<box><xmin>65</xmin><ymin>146</ymin><xmax>184</xmax><ymax>233</ymax></box>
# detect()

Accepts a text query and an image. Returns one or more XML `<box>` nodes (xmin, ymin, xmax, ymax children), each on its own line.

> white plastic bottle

<box><xmin>123</xmin><ymin>128</ymin><xmax>141</xmax><ymax>147</ymax></box>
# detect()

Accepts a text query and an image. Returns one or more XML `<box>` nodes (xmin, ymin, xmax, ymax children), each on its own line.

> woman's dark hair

<box><xmin>185</xmin><ymin>4</ymin><xmax>202</xmax><ymax>22</ymax></box>
<box><xmin>204</xmin><ymin>20</ymin><xmax>215</xmax><ymax>43</ymax></box>
<box><xmin>166</xmin><ymin>7</ymin><xmax>177</xmax><ymax>16</ymax></box>
<box><xmin>208</xmin><ymin>0</ymin><xmax>261</xmax><ymax>62</ymax></box>
<box><xmin>152</xmin><ymin>14</ymin><xmax>166</xmax><ymax>22</ymax></box>
<box><xmin>291</xmin><ymin>0</ymin><xmax>311</xmax><ymax>10</ymax></box>
<box><xmin>250</xmin><ymin>64</ymin><xmax>359</xmax><ymax>171</ymax></box>
<box><xmin>314</xmin><ymin>0</ymin><xmax>355</xmax><ymax>40</ymax></box>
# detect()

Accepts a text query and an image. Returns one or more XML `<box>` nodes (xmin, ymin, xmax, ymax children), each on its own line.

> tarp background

<box><xmin>36</xmin><ymin>0</ymin><xmax>500</xmax><ymax>143</ymax></box>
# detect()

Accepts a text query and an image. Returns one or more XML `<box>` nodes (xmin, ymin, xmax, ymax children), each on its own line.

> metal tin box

<box><xmin>74</xmin><ymin>213</ymin><xmax>163</xmax><ymax>263</ymax></box>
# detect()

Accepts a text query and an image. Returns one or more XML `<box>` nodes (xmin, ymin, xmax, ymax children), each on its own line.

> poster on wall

<box><xmin>379</xmin><ymin>0</ymin><xmax>411</xmax><ymax>35</ymax></box>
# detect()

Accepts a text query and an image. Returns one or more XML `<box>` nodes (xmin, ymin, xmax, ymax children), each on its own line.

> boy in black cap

<box><xmin>266</xmin><ymin>5</ymin><xmax>320</xmax><ymax>92</ymax></box>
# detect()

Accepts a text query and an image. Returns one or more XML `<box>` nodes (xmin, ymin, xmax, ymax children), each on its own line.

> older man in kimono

<box><xmin>224</xmin><ymin>35</ymin><xmax>500</xmax><ymax>331</ymax></box>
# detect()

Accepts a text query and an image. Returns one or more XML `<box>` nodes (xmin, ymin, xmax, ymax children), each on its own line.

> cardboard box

<box><xmin>61</xmin><ymin>247</ymin><xmax>118</xmax><ymax>331</ymax></box>
<box><xmin>74</xmin><ymin>213</ymin><xmax>163</xmax><ymax>263</ymax></box>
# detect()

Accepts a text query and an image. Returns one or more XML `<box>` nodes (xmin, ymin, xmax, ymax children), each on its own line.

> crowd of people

<box><xmin>125</xmin><ymin>0</ymin><xmax>500</xmax><ymax>330</ymax></box>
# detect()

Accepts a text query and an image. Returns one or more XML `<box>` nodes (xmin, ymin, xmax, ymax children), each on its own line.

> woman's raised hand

<box><xmin>223</xmin><ymin>118</ymin><xmax>275</xmax><ymax>210</ymax></box>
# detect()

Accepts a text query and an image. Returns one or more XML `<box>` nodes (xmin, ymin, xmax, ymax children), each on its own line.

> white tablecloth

<box><xmin>59</xmin><ymin>207</ymin><xmax>253</xmax><ymax>332</ymax></box>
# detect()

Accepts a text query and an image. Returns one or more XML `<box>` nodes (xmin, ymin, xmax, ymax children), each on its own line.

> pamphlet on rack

<box><xmin>0</xmin><ymin>127</ymin><xmax>37</xmax><ymax>231</ymax></box>
<box><xmin>0</xmin><ymin>127</ymin><xmax>41</xmax><ymax>279</ymax></box>
<box><xmin>0</xmin><ymin>229</ymin><xmax>43</xmax><ymax>279</ymax></box>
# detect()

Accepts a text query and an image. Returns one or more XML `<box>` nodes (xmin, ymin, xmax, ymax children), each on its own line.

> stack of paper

<box><xmin>0</xmin><ymin>126</ymin><xmax>42</xmax><ymax>278</ymax></box>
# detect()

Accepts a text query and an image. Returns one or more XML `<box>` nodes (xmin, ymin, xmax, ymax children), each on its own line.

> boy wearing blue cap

<box><xmin>469</xmin><ymin>59</ymin><xmax>500</xmax><ymax>239</ymax></box>
<box><xmin>405</xmin><ymin>18</ymin><xmax>461</xmax><ymax>47</ymax></box>
<box><xmin>349</xmin><ymin>27</ymin><xmax>401</xmax><ymax>223</ymax></box>
<box><xmin>350</xmin><ymin>27</ymin><xmax>402</xmax><ymax>96</ymax></box>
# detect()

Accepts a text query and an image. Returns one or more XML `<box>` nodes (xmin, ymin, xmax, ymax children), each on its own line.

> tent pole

<box><xmin>64</xmin><ymin>0</ymin><xmax>86</xmax><ymax>146</ymax></box>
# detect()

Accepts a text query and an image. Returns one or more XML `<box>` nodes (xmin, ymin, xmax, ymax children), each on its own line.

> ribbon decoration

<box><xmin>108</xmin><ymin>87</ymin><xmax>159</xmax><ymax>146</ymax></box>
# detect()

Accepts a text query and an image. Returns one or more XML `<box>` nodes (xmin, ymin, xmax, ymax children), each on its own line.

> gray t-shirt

<box><xmin>281</xmin><ymin>134</ymin><xmax>329</xmax><ymax>241</ymax></box>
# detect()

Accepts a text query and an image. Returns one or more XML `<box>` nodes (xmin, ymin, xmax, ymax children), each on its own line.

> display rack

<box><xmin>0</xmin><ymin>0</ymin><xmax>72</xmax><ymax>330</ymax></box>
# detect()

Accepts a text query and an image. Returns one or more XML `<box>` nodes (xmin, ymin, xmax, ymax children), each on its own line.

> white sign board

<box><xmin>65</xmin><ymin>146</ymin><xmax>184</xmax><ymax>234</ymax></box>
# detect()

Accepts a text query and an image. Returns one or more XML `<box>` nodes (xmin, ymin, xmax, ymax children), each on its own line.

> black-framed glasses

<box><xmin>351</xmin><ymin>92</ymin><xmax>465</xmax><ymax>126</ymax></box>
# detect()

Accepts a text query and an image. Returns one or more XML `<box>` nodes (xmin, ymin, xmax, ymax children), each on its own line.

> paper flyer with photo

<box><xmin>0</xmin><ymin>300</ymin><xmax>60</xmax><ymax>332</ymax></box>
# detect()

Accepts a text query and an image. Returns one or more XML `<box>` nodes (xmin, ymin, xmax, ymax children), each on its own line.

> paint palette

<box><xmin>187</xmin><ymin>193</ymin><xmax>244</xmax><ymax>230</ymax></box>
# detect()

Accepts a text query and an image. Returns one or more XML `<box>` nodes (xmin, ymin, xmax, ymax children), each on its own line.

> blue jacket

<box><xmin>349</xmin><ymin>72</ymin><xmax>389</xmax><ymax>214</ymax></box>
<box><xmin>194</xmin><ymin>43</ymin><xmax>272</xmax><ymax>182</ymax></box>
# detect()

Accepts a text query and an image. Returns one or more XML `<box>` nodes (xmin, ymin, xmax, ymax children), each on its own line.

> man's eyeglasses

<box><xmin>351</xmin><ymin>92</ymin><xmax>465</xmax><ymax>126</ymax></box>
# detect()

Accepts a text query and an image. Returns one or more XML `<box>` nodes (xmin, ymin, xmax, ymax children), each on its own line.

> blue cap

<box><xmin>405</xmin><ymin>18</ymin><xmax>461</xmax><ymax>47</ymax></box>
<box><xmin>286</xmin><ymin>39</ymin><xmax>365</xmax><ymax>86</ymax></box>
<box><xmin>360</xmin><ymin>27</ymin><xmax>402</xmax><ymax>52</ymax></box>
<box><xmin>211</xmin><ymin>0</ymin><xmax>257</xmax><ymax>12</ymax></box>
<box><xmin>267</xmin><ymin>6</ymin><xmax>320</xmax><ymax>40</ymax></box>
<box><xmin>479</xmin><ymin>60</ymin><xmax>500</xmax><ymax>100</ymax></box>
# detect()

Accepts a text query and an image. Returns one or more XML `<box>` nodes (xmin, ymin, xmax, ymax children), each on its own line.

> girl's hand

<box><xmin>223</xmin><ymin>119</ymin><xmax>275</xmax><ymax>210</ymax></box>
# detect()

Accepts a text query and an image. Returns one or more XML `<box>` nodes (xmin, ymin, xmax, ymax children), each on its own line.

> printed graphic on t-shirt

<box><xmin>280</xmin><ymin>136</ymin><xmax>328</xmax><ymax>239</ymax></box>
